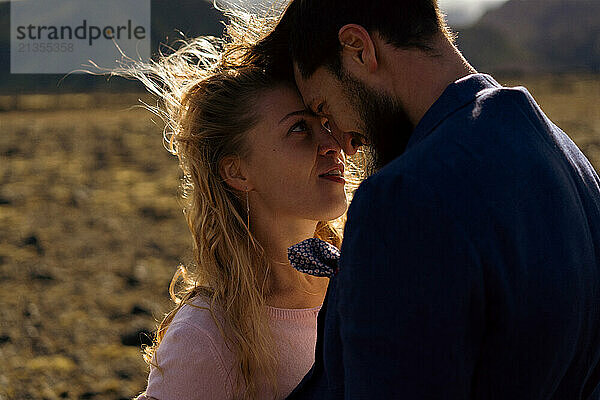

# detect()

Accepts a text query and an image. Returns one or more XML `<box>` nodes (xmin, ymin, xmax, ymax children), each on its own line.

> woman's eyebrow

<box><xmin>278</xmin><ymin>109</ymin><xmax>314</xmax><ymax>124</ymax></box>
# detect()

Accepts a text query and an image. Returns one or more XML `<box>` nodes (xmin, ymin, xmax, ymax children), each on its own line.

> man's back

<box><xmin>289</xmin><ymin>74</ymin><xmax>600</xmax><ymax>399</ymax></box>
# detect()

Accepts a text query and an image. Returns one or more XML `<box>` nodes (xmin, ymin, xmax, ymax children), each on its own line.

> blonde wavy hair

<box><xmin>110</xmin><ymin>5</ymin><xmax>365</xmax><ymax>399</ymax></box>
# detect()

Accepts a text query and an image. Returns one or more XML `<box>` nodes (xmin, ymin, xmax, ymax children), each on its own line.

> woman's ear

<box><xmin>338</xmin><ymin>24</ymin><xmax>378</xmax><ymax>74</ymax></box>
<box><xmin>219</xmin><ymin>155</ymin><xmax>250</xmax><ymax>192</ymax></box>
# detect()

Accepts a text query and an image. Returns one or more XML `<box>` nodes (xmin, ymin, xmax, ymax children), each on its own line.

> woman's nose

<box><xmin>317</xmin><ymin>124</ymin><xmax>342</xmax><ymax>157</ymax></box>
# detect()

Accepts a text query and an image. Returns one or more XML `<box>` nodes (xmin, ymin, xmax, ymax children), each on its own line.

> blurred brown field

<box><xmin>0</xmin><ymin>74</ymin><xmax>599</xmax><ymax>400</ymax></box>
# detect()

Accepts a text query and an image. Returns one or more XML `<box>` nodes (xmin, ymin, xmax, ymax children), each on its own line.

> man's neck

<box><xmin>384</xmin><ymin>34</ymin><xmax>477</xmax><ymax>127</ymax></box>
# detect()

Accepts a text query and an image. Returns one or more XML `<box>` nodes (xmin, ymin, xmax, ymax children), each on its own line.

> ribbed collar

<box><xmin>265</xmin><ymin>304</ymin><xmax>322</xmax><ymax>320</ymax></box>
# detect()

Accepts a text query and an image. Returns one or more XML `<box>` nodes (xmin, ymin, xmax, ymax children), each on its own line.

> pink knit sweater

<box><xmin>134</xmin><ymin>296</ymin><xmax>321</xmax><ymax>400</ymax></box>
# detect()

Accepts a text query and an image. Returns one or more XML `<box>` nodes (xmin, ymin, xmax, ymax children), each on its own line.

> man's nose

<box><xmin>326</xmin><ymin>119</ymin><xmax>360</xmax><ymax>156</ymax></box>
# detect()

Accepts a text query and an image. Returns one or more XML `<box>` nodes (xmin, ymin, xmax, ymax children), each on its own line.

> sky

<box><xmin>438</xmin><ymin>0</ymin><xmax>509</xmax><ymax>26</ymax></box>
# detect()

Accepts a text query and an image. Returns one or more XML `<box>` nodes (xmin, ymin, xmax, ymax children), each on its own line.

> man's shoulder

<box><xmin>442</xmin><ymin>82</ymin><xmax>544</xmax><ymax>137</ymax></box>
<box><xmin>457</xmin><ymin>74</ymin><xmax>539</xmax><ymax>117</ymax></box>
<box><xmin>471</xmin><ymin>83</ymin><xmax>546</xmax><ymax>126</ymax></box>
<box><xmin>378</xmin><ymin>83</ymin><xmax>554</xmax><ymax>179</ymax></box>
<box><xmin>423</xmin><ymin>74</ymin><xmax>546</xmax><ymax>140</ymax></box>
<box><xmin>350</xmin><ymin>82</ymin><xmax>557</xmax><ymax>218</ymax></box>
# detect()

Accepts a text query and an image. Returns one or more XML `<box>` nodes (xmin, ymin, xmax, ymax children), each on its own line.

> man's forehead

<box><xmin>293</xmin><ymin>63</ymin><xmax>308</xmax><ymax>88</ymax></box>
<box><xmin>293</xmin><ymin>64</ymin><xmax>318</xmax><ymax>110</ymax></box>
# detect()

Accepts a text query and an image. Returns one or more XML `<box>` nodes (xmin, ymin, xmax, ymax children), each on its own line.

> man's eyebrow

<box><xmin>278</xmin><ymin>109</ymin><xmax>315</xmax><ymax>124</ymax></box>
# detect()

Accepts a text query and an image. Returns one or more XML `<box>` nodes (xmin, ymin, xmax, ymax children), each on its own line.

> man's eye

<box><xmin>352</xmin><ymin>133</ymin><xmax>370</xmax><ymax>147</ymax></box>
<box><xmin>317</xmin><ymin>103</ymin><xmax>324</xmax><ymax>114</ymax></box>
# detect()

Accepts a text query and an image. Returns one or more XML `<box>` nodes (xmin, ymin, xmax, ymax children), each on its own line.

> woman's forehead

<box><xmin>256</xmin><ymin>86</ymin><xmax>312</xmax><ymax>126</ymax></box>
<box><xmin>260</xmin><ymin>84</ymin><xmax>305</xmax><ymax>111</ymax></box>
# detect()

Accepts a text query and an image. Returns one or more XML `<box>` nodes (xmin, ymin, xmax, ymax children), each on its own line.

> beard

<box><xmin>339</xmin><ymin>71</ymin><xmax>415</xmax><ymax>175</ymax></box>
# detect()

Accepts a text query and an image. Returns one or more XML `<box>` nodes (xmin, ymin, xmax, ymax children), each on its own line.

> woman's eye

<box><xmin>289</xmin><ymin>120</ymin><xmax>309</xmax><ymax>134</ymax></box>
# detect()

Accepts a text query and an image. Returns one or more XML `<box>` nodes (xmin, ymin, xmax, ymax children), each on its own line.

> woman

<box><xmin>120</xmin><ymin>32</ymin><xmax>362</xmax><ymax>399</ymax></box>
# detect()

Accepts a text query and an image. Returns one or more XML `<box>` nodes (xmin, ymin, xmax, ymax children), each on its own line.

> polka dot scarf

<box><xmin>287</xmin><ymin>238</ymin><xmax>340</xmax><ymax>278</ymax></box>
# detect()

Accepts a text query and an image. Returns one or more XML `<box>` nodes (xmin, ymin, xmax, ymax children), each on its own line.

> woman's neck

<box><xmin>250</xmin><ymin>211</ymin><xmax>329</xmax><ymax>309</ymax></box>
<box><xmin>265</xmin><ymin>264</ymin><xmax>329</xmax><ymax>309</ymax></box>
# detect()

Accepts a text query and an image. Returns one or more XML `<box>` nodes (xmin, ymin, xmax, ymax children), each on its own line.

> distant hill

<box><xmin>0</xmin><ymin>0</ymin><xmax>225</xmax><ymax>93</ymax></box>
<box><xmin>456</xmin><ymin>0</ymin><xmax>600</xmax><ymax>73</ymax></box>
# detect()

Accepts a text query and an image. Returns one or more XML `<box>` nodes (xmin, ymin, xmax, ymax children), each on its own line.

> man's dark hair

<box><xmin>250</xmin><ymin>0</ymin><xmax>450</xmax><ymax>80</ymax></box>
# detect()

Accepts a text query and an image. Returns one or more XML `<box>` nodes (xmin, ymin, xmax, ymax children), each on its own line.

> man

<box><xmin>250</xmin><ymin>1</ymin><xmax>600</xmax><ymax>398</ymax></box>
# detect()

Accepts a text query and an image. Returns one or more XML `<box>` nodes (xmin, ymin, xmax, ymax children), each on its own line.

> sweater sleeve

<box><xmin>336</xmin><ymin>174</ymin><xmax>485</xmax><ymax>398</ymax></box>
<box><xmin>144</xmin><ymin>321</ymin><xmax>234</xmax><ymax>400</ymax></box>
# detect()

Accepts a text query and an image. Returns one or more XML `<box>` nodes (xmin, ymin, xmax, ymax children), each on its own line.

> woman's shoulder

<box><xmin>145</xmin><ymin>296</ymin><xmax>234</xmax><ymax>400</ymax></box>
<box><xmin>156</xmin><ymin>296</ymin><xmax>228</xmax><ymax>363</ymax></box>
<box><xmin>161</xmin><ymin>296</ymin><xmax>232</xmax><ymax>363</ymax></box>
<box><xmin>169</xmin><ymin>296</ymin><xmax>224</xmax><ymax>335</ymax></box>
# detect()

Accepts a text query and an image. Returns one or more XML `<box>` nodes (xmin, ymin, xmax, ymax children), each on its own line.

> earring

<box><xmin>245</xmin><ymin>188</ymin><xmax>250</xmax><ymax>253</ymax></box>
<box><xmin>245</xmin><ymin>188</ymin><xmax>250</xmax><ymax>229</ymax></box>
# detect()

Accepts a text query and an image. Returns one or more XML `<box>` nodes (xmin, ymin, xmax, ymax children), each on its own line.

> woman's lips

<box><xmin>320</xmin><ymin>175</ymin><xmax>346</xmax><ymax>184</ymax></box>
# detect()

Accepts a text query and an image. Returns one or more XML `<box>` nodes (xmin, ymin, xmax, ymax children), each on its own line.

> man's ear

<box><xmin>219</xmin><ymin>155</ymin><xmax>250</xmax><ymax>192</ymax></box>
<box><xmin>338</xmin><ymin>24</ymin><xmax>378</xmax><ymax>73</ymax></box>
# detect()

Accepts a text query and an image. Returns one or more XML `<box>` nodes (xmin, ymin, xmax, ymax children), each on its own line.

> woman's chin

<box><xmin>315</xmin><ymin>199</ymin><xmax>348</xmax><ymax>222</ymax></box>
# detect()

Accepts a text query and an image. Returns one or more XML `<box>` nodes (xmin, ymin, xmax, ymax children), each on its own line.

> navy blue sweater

<box><xmin>288</xmin><ymin>74</ymin><xmax>600</xmax><ymax>399</ymax></box>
